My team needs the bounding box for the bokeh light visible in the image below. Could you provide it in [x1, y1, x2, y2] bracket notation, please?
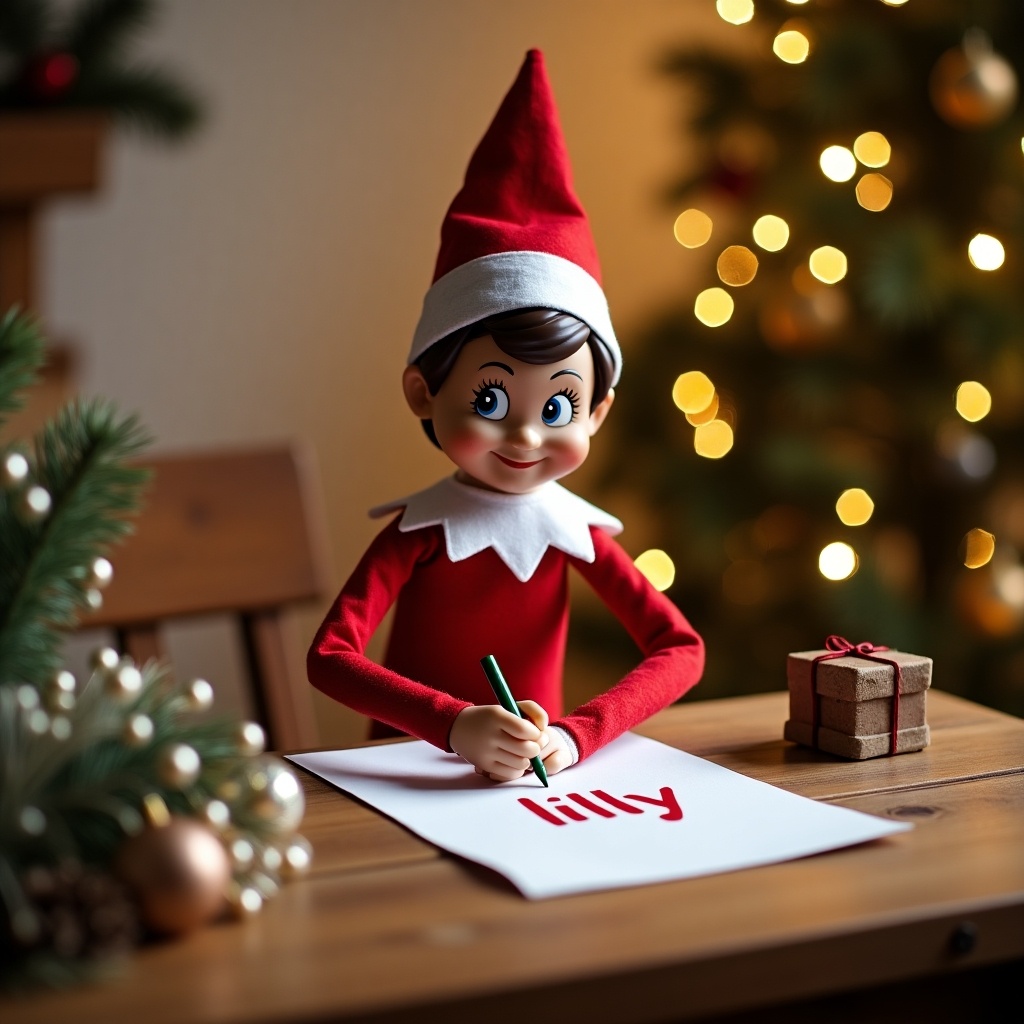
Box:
[686, 392, 720, 426]
[773, 26, 810, 64]
[852, 131, 891, 167]
[955, 381, 992, 422]
[836, 488, 874, 526]
[855, 173, 893, 211]
[672, 370, 716, 414]
[819, 145, 857, 182]
[694, 420, 734, 458]
[694, 287, 735, 327]
[808, 245, 848, 284]
[716, 0, 754, 27]
[717, 245, 759, 286]
[673, 208, 713, 248]
[963, 528, 996, 569]
[634, 549, 676, 591]
[752, 214, 790, 251]
[819, 541, 858, 581]
[967, 233, 1005, 271]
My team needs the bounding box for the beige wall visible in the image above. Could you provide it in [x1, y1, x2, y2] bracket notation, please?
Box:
[42, 1, 740, 746]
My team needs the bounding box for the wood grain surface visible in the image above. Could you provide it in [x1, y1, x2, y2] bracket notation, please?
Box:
[5, 689, 1022, 1024]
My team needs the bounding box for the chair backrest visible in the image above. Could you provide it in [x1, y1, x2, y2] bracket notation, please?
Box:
[83, 443, 331, 751]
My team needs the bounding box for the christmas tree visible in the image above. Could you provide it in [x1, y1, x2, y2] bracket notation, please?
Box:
[0, 310, 311, 990]
[584, 0, 1024, 716]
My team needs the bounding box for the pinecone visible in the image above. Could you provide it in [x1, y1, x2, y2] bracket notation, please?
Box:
[13, 861, 140, 960]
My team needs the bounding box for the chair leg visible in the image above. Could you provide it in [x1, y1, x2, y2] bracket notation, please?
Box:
[116, 624, 163, 667]
[240, 611, 319, 752]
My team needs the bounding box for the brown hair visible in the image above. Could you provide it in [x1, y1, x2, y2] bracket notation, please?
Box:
[414, 308, 614, 448]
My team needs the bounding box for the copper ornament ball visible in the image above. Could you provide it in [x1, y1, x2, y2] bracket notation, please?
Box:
[115, 816, 231, 936]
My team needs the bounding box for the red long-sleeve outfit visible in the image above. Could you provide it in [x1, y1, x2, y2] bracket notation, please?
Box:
[308, 508, 704, 762]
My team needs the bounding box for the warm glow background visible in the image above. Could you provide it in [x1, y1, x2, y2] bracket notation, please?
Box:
[42, 1, 745, 746]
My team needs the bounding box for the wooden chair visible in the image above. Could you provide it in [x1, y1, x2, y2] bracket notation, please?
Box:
[83, 443, 331, 751]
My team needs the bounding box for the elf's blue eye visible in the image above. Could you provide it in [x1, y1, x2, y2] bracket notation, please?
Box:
[542, 392, 576, 427]
[473, 384, 509, 420]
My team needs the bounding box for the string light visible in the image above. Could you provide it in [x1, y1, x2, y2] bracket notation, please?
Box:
[717, 245, 759, 286]
[963, 528, 996, 569]
[673, 208, 713, 248]
[968, 233, 1005, 270]
[855, 173, 893, 211]
[819, 145, 857, 182]
[694, 287, 735, 327]
[808, 245, 848, 284]
[752, 214, 790, 251]
[773, 24, 811, 64]
[694, 420, 734, 458]
[955, 381, 992, 421]
[716, 0, 754, 25]
[852, 131, 891, 167]
[634, 549, 676, 591]
[672, 371, 715, 414]
[836, 488, 874, 526]
[819, 541, 858, 580]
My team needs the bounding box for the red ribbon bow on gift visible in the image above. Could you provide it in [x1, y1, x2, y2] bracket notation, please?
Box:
[811, 635, 904, 756]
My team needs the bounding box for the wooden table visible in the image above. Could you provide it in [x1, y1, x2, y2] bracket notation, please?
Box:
[6, 690, 1024, 1023]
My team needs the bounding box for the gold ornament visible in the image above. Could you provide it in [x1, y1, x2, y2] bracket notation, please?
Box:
[19, 484, 51, 521]
[2, 450, 30, 487]
[89, 556, 114, 588]
[229, 836, 255, 870]
[201, 799, 231, 832]
[930, 30, 1018, 130]
[227, 881, 262, 918]
[281, 834, 313, 877]
[90, 646, 121, 673]
[105, 663, 143, 701]
[232, 755, 305, 834]
[123, 713, 154, 746]
[185, 678, 215, 711]
[235, 721, 266, 756]
[114, 797, 231, 936]
[44, 670, 77, 713]
[157, 743, 202, 789]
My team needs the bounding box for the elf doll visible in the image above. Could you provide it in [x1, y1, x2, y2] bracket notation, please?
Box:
[308, 50, 704, 781]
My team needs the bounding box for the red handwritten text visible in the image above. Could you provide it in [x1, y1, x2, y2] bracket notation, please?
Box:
[518, 787, 682, 826]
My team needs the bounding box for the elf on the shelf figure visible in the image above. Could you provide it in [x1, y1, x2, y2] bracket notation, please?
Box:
[308, 50, 704, 781]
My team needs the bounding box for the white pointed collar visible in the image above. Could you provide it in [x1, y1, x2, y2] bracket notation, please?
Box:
[369, 475, 622, 582]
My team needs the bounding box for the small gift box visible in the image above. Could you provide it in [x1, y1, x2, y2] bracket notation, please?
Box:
[783, 636, 932, 760]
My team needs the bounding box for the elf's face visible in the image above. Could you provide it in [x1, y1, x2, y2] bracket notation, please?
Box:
[403, 334, 614, 494]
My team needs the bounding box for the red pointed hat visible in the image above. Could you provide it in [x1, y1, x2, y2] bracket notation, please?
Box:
[409, 49, 621, 384]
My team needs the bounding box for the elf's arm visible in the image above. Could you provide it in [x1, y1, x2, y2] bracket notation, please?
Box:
[551, 527, 705, 762]
[307, 516, 545, 773]
[307, 517, 472, 750]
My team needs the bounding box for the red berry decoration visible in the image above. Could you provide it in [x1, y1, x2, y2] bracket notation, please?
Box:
[25, 52, 80, 101]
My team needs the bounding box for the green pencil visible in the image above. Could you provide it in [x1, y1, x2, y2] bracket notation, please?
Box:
[479, 655, 549, 787]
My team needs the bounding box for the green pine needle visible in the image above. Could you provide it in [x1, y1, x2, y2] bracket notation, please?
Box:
[66, 0, 154, 69]
[0, 400, 153, 688]
[74, 66, 203, 139]
[0, 308, 46, 427]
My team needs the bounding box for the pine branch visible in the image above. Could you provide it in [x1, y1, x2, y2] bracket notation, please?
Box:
[0, 401, 152, 688]
[74, 66, 203, 139]
[65, 0, 154, 70]
[0, 309, 45, 428]
[0, 0, 51, 56]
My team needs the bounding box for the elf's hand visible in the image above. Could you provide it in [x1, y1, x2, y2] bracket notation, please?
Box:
[449, 702, 547, 782]
[536, 727, 574, 777]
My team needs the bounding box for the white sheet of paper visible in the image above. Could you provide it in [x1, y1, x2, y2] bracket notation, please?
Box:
[287, 733, 910, 899]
